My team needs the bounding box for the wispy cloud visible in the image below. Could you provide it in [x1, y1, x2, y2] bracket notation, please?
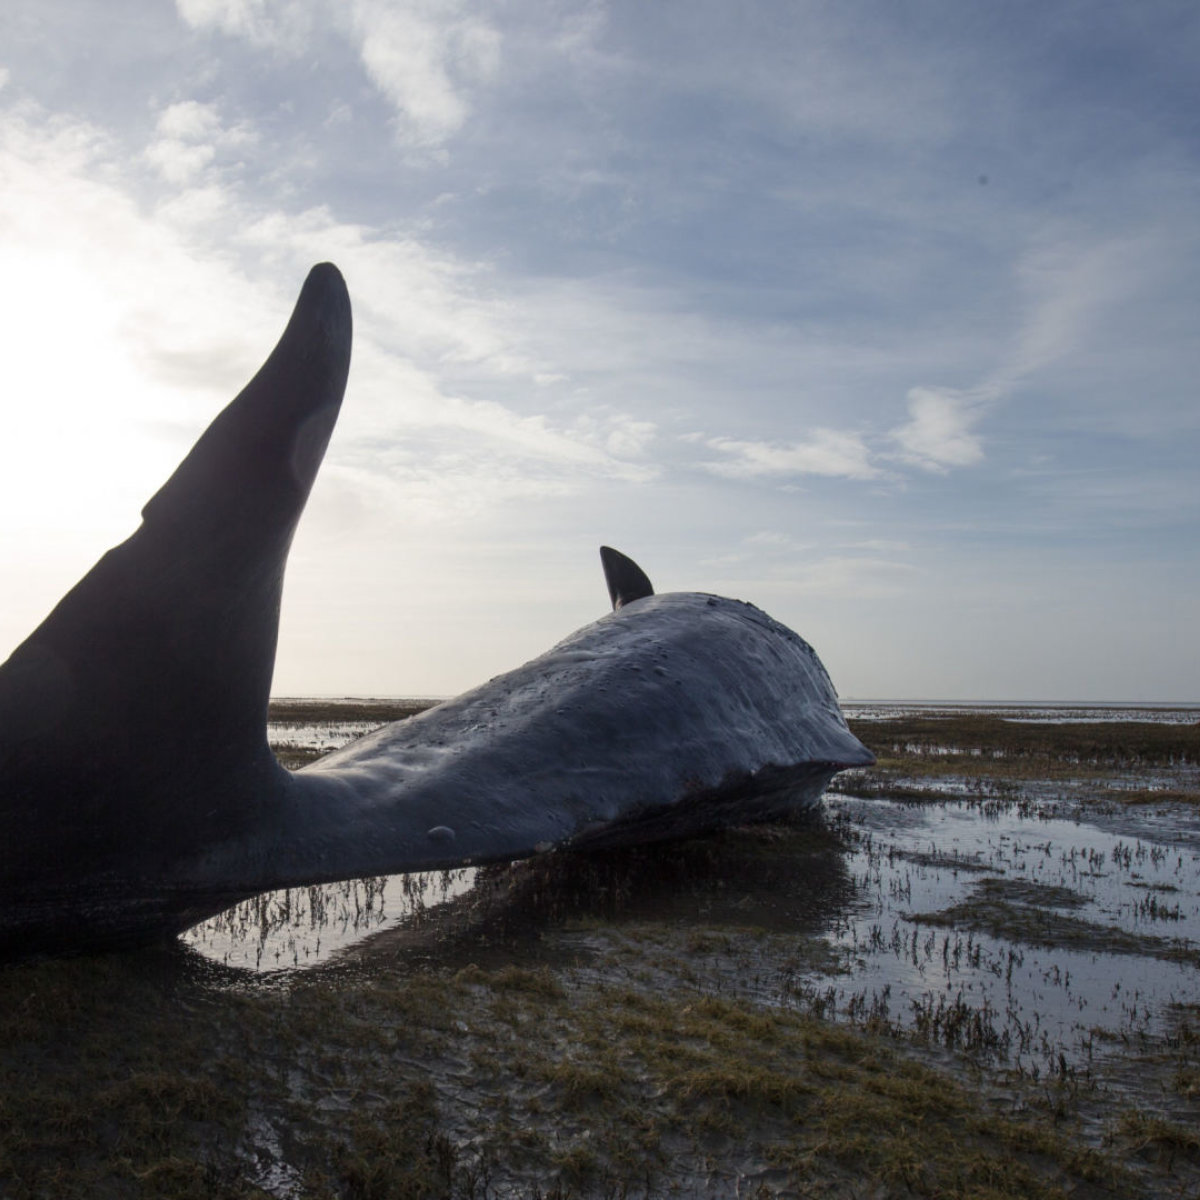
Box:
[701, 531, 916, 602]
[887, 233, 1155, 473]
[1007, 233, 1163, 384]
[698, 429, 879, 482]
[174, 0, 314, 51]
[776, 554, 917, 599]
[175, 0, 501, 149]
[709, 553, 918, 601]
[145, 100, 256, 185]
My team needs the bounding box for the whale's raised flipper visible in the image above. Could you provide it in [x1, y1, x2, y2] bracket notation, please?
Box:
[599, 545, 654, 610]
[0, 264, 351, 928]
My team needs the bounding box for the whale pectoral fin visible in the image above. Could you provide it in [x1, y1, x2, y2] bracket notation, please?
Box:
[0, 265, 352, 883]
[599, 546, 654, 611]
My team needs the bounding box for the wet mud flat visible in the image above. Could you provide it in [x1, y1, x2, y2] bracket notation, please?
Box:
[1, 705, 1198, 1197]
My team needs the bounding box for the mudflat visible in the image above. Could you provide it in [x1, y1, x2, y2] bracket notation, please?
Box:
[1, 703, 1197, 1197]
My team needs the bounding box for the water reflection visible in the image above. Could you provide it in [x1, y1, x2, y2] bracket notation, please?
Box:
[814, 791, 1200, 1073]
[181, 868, 475, 972]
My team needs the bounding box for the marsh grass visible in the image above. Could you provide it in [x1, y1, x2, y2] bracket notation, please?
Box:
[848, 715, 1200, 767]
[267, 700, 433, 725]
[1112, 1110, 1200, 1169]
[842, 715, 1200, 804]
[267, 700, 432, 770]
[0, 856, 1177, 1199]
[0, 954, 263, 1198]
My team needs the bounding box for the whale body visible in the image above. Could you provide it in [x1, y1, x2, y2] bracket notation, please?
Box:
[0, 264, 873, 956]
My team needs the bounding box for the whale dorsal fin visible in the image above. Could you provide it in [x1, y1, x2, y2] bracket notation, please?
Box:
[599, 546, 654, 611]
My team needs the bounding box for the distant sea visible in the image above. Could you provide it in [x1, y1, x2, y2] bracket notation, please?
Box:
[274, 696, 1200, 726]
[840, 700, 1200, 724]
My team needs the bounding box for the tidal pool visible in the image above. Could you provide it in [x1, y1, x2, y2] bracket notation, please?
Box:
[816, 790, 1200, 1073]
[265, 719, 382, 766]
[181, 868, 476, 972]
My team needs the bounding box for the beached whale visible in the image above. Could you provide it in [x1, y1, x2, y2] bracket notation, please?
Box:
[0, 264, 873, 955]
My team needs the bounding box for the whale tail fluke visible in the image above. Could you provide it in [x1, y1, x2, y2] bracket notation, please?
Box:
[600, 545, 654, 611]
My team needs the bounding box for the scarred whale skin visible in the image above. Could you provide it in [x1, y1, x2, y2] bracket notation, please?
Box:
[0, 263, 873, 956]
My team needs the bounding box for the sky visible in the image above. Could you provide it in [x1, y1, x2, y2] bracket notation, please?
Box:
[0, 0, 1196, 701]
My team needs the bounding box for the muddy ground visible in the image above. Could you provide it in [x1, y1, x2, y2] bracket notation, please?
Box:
[1, 705, 1198, 1198]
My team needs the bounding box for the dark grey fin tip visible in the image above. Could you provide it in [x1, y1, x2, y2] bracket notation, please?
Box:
[141, 262, 352, 529]
[599, 546, 654, 611]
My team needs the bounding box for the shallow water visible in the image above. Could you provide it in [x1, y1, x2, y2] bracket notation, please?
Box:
[184, 704, 1200, 1076]
[815, 790, 1200, 1072]
[266, 719, 381, 755]
[844, 700, 1200, 725]
[181, 868, 476, 972]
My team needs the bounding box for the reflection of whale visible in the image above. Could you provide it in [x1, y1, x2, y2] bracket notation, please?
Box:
[0, 264, 873, 956]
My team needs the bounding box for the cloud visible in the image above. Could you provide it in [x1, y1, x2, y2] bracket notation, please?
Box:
[679, 230, 1142, 486]
[746, 531, 796, 548]
[699, 429, 880, 482]
[890, 387, 985, 473]
[885, 234, 1150, 475]
[0, 101, 660, 539]
[349, 0, 501, 147]
[145, 138, 215, 185]
[778, 554, 917, 599]
[174, 0, 314, 51]
[706, 552, 917, 601]
[174, 0, 500, 148]
[157, 100, 221, 141]
[1009, 234, 1156, 382]
[340, 336, 658, 487]
[574, 411, 657, 459]
[702, 533, 915, 602]
[144, 100, 256, 185]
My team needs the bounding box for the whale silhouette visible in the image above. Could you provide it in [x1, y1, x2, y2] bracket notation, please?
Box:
[0, 264, 873, 956]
